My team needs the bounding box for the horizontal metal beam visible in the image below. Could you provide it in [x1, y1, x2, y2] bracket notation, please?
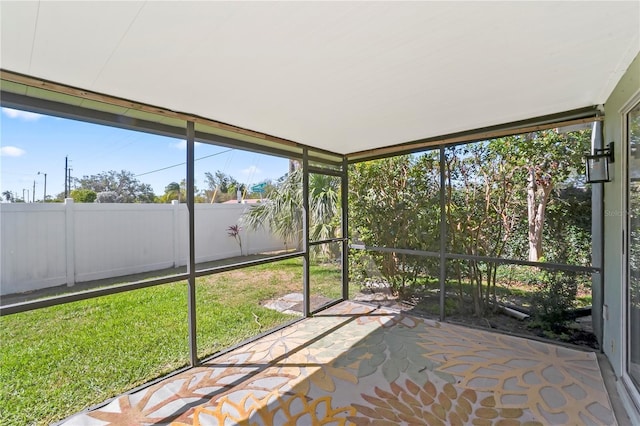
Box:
[1, 252, 307, 316]
[1, 90, 187, 140]
[349, 244, 600, 274]
[308, 166, 344, 176]
[1, 91, 339, 164]
[310, 298, 345, 315]
[1, 69, 302, 151]
[2, 70, 347, 165]
[194, 130, 303, 161]
[309, 238, 347, 246]
[0, 273, 189, 316]
[350, 244, 440, 258]
[194, 251, 304, 277]
[195, 131, 341, 166]
[347, 107, 603, 163]
[445, 252, 600, 274]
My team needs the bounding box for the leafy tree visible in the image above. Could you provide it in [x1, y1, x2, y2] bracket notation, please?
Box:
[204, 170, 245, 203]
[539, 186, 591, 265]
[444, 143, 520, 315]
[70, 188, 97, 203]
[160, 182, 183, 203]
[442, 131, 588, 314]
[348, 129, 590, 316]
[1, 191, 12, 202]
[489, 129, 590, 261]
[350, 154, 440, 293]
[156, 179, 207, 203]
[74, 170, 155, 203]
[95, 191, 121, 203]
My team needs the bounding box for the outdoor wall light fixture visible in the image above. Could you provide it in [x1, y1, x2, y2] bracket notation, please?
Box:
[585, 142, 615, 183]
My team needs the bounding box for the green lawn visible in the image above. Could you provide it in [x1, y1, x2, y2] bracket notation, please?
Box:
[0, 258, 343, 425]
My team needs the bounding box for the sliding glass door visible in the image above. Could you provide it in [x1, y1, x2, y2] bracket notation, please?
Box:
[627, 99, 640, 393]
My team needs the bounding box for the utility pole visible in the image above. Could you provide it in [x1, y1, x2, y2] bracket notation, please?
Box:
[38, 171, 47, 202]
[65, 156, 68, 198]
[32, 180, 36, 202]
[64, 157, 74, 197]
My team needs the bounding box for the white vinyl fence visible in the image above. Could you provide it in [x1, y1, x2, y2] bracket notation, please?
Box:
[0, 200, 287, 296]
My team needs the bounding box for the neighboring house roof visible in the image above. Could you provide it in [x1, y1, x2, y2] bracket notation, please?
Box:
[221, 199, 263, 205]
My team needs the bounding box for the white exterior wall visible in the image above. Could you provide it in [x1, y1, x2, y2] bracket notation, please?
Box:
[603, 51, 640, 421]
[0, 200, 286, 296]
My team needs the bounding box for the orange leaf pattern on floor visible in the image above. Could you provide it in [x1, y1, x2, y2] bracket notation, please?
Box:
[178, 392, 355, 425]
[349, 379, 543, 426]
[57, 301, 616, 425]
[415, 323, 616, 425]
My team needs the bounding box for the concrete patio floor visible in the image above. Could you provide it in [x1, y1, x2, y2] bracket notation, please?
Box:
[59, 300, 618, 425]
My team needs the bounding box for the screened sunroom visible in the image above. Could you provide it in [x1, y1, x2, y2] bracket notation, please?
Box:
[1, 2, 639, 425]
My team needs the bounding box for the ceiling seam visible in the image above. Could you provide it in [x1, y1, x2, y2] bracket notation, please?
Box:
[89, 1, 147, 90]
[26, 1, 40, 73]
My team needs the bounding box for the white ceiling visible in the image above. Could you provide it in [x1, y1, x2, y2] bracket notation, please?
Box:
[1, 1, 639, 155]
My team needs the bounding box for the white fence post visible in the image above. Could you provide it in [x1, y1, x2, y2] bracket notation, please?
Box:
[65, 198, 75, 287]
[172, 200, 180, 267]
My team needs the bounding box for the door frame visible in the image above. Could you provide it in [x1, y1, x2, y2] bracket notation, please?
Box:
[622, 89, 640, 411]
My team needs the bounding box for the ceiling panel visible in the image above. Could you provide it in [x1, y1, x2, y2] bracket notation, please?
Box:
[0, 1, 38, 72]
[28, 1, 144, 89]
[1, 1, 638, 155]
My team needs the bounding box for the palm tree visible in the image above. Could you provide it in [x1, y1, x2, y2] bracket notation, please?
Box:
[243, 169, 340, 250]
[1, 190, 12, 202]
[164, 182, 182, 203]
[309, 173, 340, 241]
[244, 169, 303, 249]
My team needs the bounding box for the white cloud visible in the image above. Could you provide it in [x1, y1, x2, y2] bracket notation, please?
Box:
[241, 165, 262, 176]
[0, 146, 26, 157]
[2, 108, 44, 121]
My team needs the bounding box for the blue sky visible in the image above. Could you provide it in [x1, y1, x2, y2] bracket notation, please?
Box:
[0, 107, 290, 201]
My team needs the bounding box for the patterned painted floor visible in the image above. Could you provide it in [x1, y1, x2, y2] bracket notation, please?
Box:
[60, 301, 615, 425]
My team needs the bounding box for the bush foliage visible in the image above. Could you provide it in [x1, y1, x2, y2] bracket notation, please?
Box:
[349, 129, 592, 319]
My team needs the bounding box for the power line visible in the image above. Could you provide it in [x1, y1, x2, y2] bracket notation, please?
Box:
[134, 148, 233, 178]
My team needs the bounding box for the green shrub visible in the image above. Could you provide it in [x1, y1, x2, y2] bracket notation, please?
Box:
[528, 270, 578, 329]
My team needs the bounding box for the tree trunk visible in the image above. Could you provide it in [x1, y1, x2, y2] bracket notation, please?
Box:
[527, 168, 553, 261]
[456, 262, 464, 311]
[474, 262, 483, 316]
